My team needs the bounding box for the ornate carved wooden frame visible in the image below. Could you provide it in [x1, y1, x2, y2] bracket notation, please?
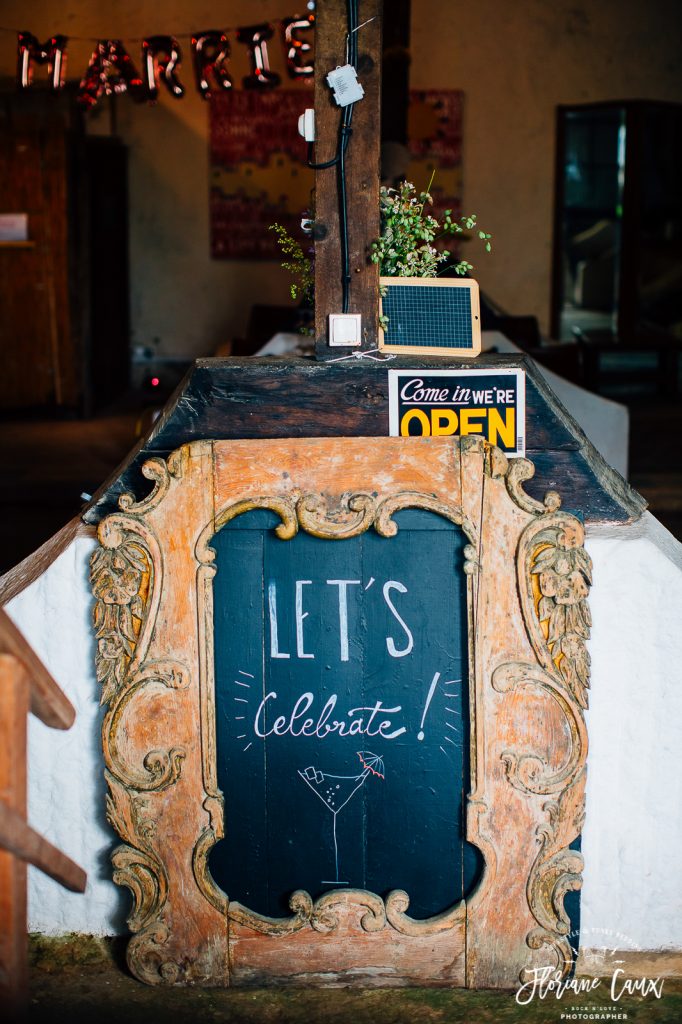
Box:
[90, 437, 591, 989]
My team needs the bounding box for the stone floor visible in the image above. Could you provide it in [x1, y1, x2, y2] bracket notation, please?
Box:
[24, 947, 682, 1024]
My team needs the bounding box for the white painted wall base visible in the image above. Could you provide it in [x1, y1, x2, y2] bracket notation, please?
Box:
[580, 513, 682, 951]
[6, 515, 682, 950]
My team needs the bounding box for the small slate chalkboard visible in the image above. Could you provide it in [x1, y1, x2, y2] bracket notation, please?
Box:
[210, 507, 482, 919]
[379, 277, 481, 357]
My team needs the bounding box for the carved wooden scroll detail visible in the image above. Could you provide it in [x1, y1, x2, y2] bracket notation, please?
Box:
[90, 460, 199, 985]
[89, 436, 592, 988]
[493, 499, 592, 979]
[105, 771, 178, 984]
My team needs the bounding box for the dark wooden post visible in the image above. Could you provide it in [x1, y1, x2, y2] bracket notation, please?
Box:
[314, 0, 383, 358]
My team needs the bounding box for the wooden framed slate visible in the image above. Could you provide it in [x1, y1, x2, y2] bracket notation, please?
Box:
[91, 436, 590, 989]
[378, 278, 482, 357]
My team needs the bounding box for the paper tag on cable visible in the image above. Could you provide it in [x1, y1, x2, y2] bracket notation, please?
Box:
[326, 65, 364, 106]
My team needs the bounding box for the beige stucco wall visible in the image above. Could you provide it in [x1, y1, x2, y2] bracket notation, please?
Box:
[1, 0, 681, 353]
[423, 0, 682, 331]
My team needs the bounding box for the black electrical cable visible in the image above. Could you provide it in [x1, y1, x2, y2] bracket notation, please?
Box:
[339, 0, 358, 313]
[307, 140, 342, 170]
[307, 0, 358, 315]
[338, 115, 353, 312]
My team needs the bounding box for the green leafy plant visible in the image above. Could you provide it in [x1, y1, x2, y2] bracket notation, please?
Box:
[269, 223, 314, 306]
[271, 182, 491, 336]
[370, 178, 492, 279]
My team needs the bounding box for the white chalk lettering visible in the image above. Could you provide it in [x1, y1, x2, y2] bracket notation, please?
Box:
[295, 580, 314, 659]
[268, 583, 289, 659]
[255, 690, 277, 736]
[383, 580, 414, 657]
[253, 691, 407, 740]
[326, 579, 361, 662]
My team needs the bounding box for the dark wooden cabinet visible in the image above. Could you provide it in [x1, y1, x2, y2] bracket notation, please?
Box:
[0, 88, 129, 413]
[552, 100, 682, 345]
[550, 101, 682, 393]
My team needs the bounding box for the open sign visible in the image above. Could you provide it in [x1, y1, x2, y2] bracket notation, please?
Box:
[388, 368, 526, 456]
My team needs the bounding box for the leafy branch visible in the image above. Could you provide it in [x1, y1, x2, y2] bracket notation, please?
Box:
[269, 223, 314, 306]
[370, 180, 492, 279]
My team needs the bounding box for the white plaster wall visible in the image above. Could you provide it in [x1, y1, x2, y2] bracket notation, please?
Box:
[580, 513, 682, 949]
[7, 536, 123, 935]
[5, 512, 682, 947]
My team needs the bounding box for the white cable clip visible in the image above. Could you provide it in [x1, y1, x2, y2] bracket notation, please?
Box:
[326, 65, 364, 107]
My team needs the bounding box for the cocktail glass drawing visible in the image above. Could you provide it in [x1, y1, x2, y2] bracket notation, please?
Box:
[298, 750, 384, 885]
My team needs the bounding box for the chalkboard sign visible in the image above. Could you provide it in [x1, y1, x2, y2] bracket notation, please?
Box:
[210, 507, 482, 919]
[378, 277, 481, 357]
[93, 437, 592, 986]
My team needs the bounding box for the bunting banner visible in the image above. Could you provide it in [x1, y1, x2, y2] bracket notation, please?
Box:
[10, 14, 315, 109]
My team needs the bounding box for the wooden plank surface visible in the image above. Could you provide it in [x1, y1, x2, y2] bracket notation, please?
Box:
[229, 910, 466, 987]
[82, 356, 646, 526]
[314, 0, 382, 356]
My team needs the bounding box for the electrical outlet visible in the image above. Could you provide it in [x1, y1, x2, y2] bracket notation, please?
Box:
[329, 313, 362, 347]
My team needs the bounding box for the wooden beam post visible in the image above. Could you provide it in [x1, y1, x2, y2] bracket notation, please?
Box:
[314, 0, 383, 358]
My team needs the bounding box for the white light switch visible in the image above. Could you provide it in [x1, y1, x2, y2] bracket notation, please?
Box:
[329, 313, 362, 347]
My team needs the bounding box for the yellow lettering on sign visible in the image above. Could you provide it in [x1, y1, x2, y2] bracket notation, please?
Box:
[400, 409, 431, 436]
[400, 405, 517, 447]
[430, 409, 459, 435]
[488, 407, 515, 449]
[459, 408, 485, 436]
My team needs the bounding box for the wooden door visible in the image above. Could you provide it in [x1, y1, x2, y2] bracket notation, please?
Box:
[0, 95, 79, 409]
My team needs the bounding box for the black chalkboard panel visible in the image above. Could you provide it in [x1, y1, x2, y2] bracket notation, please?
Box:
[379, 278, 481, 356]
[210, 508, 482, 919]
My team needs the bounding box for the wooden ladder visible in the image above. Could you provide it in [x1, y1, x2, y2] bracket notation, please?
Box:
[0, 608, 86, 1017]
